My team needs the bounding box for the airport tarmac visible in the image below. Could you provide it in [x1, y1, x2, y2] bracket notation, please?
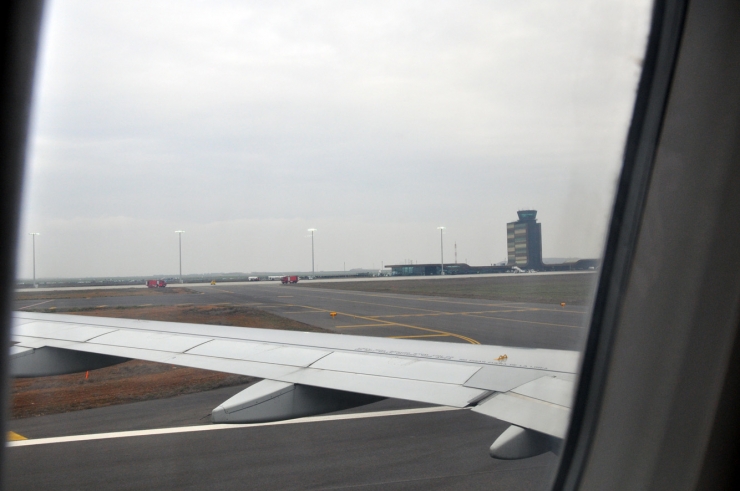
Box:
[15, 282, 589, 350]
[7, 282, 580, 489]
[5, 386, 559, 490]
[15, 270, 592, 293]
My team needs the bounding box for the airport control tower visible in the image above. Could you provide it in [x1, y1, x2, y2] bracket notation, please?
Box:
[506, 210, 543, 269]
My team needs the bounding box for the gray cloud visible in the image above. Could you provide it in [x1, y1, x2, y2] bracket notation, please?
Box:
[18, 0, 652, 278]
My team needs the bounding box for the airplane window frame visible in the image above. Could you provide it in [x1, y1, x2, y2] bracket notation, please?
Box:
[0, 1, 46, 482]
[551, 0, 688, 488]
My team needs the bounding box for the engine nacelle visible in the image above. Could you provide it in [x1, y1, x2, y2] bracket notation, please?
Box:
[10, 346, 128, 377]
[212, 379, 383, 423]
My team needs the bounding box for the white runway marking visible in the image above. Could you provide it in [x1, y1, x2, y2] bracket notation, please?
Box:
[19, 300, 54, 310]
[7, 406, 462, 448]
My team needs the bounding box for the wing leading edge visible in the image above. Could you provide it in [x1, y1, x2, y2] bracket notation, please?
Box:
[10, 311, 578, 458]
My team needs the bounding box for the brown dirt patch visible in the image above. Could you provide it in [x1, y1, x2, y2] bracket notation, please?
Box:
[12, 360, 252, 419]
[12, 304, 330, 419]
[15, 287, 200, 301]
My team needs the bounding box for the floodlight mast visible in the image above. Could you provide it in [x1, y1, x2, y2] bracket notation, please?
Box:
[175, 230, 185, 283]
[437, 226, 445, 275]
[29, 232, 40, 287]
[307, 229, 317, 274]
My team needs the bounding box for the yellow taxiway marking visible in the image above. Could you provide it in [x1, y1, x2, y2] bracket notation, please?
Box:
[299, 287, 590, 313]
[368, 308, 536, 319]
[389, 334, 450, 339]
[462, 313, 583, 329]
[335, 323, 393, 328]
[300, 289, 580, 319]
[302, 296, 455, 315]
[7, 431, 27, 441]
[280, 310, 327, 314]
[301, 289, 590, 326]
[296, 292, 580, 329]
[19, 299, 54, 310]
[367, 308, 583, 328]
[294, 304, 480, 345]
[204, 287, 235, 294]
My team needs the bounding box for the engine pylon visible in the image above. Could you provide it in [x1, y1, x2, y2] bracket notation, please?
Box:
[489, 425, 560, 459]
[212, 379, 383, 423]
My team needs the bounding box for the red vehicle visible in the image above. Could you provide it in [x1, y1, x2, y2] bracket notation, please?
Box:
[146, 279, 167, 288]
[280, 276, 299, 284]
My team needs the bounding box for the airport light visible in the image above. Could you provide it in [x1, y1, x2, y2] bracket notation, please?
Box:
[437, 226, 445, 275]
[175, 230, 185, 283]
[307, 228, 317, 274]
[29, 232, 40, 287]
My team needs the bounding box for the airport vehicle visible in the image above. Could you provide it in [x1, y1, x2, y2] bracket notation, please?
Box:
[3, 1, 740, 490]
[267, 276, 282, 281]
[248, 276, 259, 281]
[145, 279, 166, 288]
[280, 275, 298, 284]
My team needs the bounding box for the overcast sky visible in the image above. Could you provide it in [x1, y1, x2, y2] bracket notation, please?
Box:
[16, 0, 652, 279]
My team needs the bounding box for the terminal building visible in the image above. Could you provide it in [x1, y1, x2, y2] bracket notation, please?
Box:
[386, 209, 598, 276]
[506, 210, 543, 270]
[385, 263, 476, 276]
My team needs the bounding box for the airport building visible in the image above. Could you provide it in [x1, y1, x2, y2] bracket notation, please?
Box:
[386, 263, 475, 276]
[506, 210, 543, 269]
[386, 209, 593, 276]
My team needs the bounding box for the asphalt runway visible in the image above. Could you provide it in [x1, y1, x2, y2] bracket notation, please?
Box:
[5, 387, 559, 490]
[8, 281, 584, 489]
[15, 281, 590, 350]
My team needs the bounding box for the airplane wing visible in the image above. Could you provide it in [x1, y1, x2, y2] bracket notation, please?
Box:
[10, 311, 578, 459]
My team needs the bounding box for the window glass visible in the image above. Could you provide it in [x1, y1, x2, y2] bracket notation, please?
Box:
[10, 1, 653, 489]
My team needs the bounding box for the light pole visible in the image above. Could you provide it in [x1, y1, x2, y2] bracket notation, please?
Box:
[307, 228, 317, 274]
[437, 226, 445, 275]
[175, 230, 185, 283]
[29, 232, 40, 287]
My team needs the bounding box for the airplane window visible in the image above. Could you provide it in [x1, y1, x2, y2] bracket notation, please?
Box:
[8, 1, 654, 489]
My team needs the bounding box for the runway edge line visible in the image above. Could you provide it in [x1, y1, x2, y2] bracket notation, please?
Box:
[7, 406, 464, 448]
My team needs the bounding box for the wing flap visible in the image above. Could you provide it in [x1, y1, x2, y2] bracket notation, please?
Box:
[472, 391, 570, 438]
[90, 329, 211, 353]
[309, 351, 481, 384]
[15, 321, 117, 342]
[282, 367, 488, 407]
[463, 365, 549, 392]
[510, 375, 575, 407]
[187, 339, 330, 367]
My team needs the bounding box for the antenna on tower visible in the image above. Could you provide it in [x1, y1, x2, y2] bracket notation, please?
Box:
[455, 242, 458, 264]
